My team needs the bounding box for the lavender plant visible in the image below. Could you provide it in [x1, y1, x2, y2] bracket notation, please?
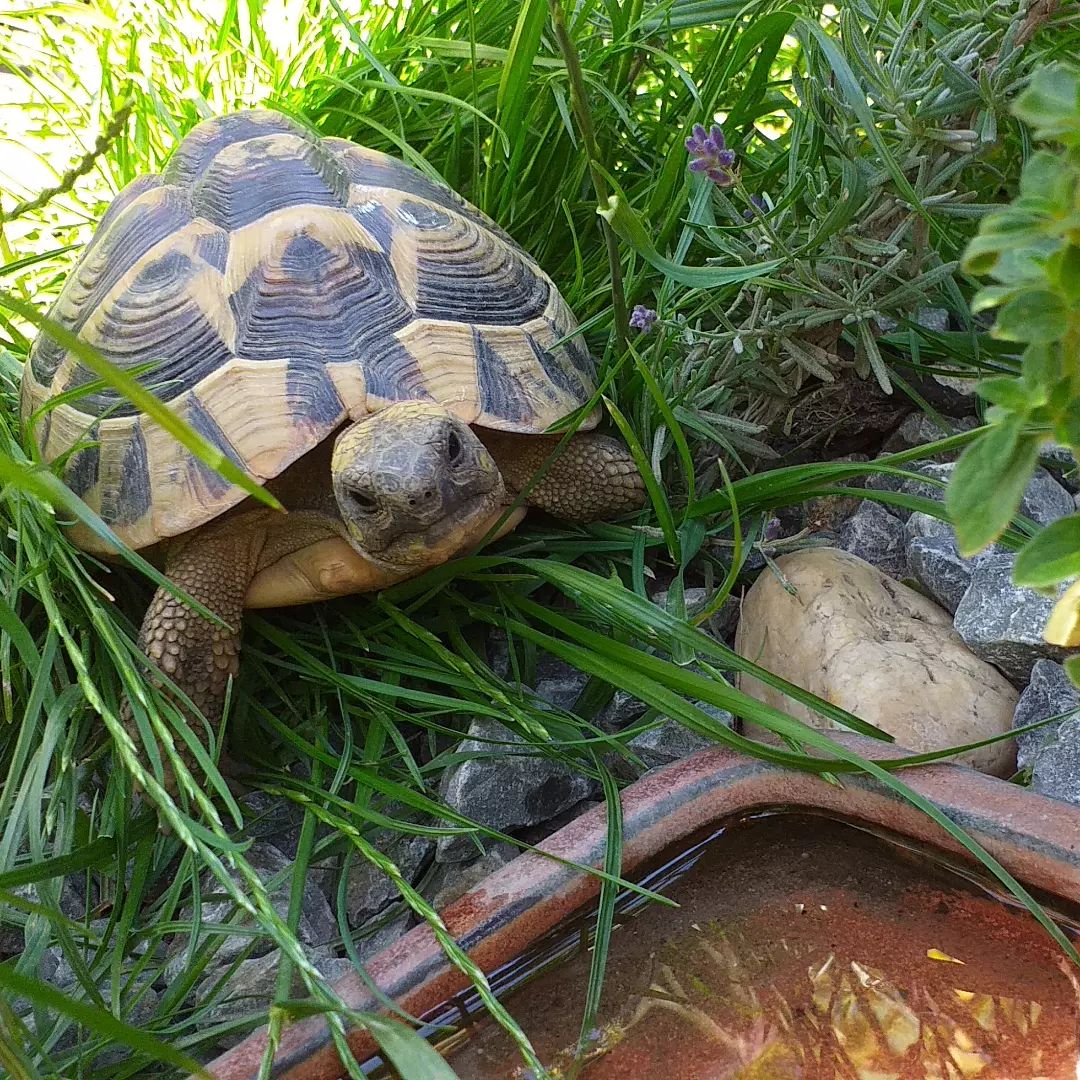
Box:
[599, 0, 1064, 485]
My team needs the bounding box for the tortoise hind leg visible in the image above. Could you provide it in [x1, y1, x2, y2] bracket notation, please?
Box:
[481, 431, 646, 522]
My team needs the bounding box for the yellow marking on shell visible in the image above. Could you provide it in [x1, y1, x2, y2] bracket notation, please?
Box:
[236, 131, 312, 163]
[44, 186, 177, 365]
[335, 142, 391, 168]
[93, 415, 151, 525]
[19, 376, 49, 444]
[346, 186, 454, 312]
[529, 301, 601, 431]
[62, 412, 167, 555]
[195, 359, 333, 479]
[223, 204, 380, 295]
[185, 248, 238, 352]
[325, 361, 369, 419]
[395, 318, 479, 422]
[136, 394, 250, 544]
[543, 284, 580, 334]
[387, 203, 419, 310]
[39, 400, 98, 466]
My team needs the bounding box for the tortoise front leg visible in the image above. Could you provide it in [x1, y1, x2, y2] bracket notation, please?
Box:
[123, 509, 389, 795]
[481, 431, 646, 521]
[122, 511, 270, 794]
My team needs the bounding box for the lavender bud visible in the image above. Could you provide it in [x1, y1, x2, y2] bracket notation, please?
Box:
[629, 304, 658, 332]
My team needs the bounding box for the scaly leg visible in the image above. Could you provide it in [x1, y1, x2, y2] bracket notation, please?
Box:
[481, 430, 646, 521]
[123, 508, 370, 795]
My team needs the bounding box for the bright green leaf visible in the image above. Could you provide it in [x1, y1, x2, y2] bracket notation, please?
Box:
[1014, 514, 1080, 587]
[946, 419, 1041, 555]
[1022, 342, 1063, 389]
[1053, 243, 1080, 299]
[1013, 64, 1080, 146]
[994, 290, 1068, 344]
[976, 375, 1042, 413]
[1064, 655, 1080, 689]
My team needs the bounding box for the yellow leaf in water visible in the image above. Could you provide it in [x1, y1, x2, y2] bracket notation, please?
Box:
[927, 949, 965, 965]
[1044, 577, 1080, 646]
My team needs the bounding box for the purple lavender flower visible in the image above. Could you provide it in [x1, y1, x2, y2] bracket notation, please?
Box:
[742, 193, 768, 220]
[629, 304, 658, 333]
[685, 122, 736, 187]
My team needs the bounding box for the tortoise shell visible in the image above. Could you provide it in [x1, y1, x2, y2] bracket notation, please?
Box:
[20, 109, 598, 554]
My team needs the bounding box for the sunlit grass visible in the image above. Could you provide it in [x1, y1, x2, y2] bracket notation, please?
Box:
[1, 0, 1078, 1076]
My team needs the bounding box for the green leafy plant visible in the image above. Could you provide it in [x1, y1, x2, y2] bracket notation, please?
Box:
[945, 63, 1080, 669]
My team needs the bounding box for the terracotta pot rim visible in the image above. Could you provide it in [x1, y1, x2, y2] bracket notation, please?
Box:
[201, 733, 1080, 1080]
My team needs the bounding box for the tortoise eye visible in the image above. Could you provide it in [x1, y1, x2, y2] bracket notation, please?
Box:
[447, 429, 463, 464]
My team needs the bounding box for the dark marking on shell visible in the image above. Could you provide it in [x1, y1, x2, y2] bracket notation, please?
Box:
[398, 200, 451, 230]
[349, 202, 394, 254]
[36, 409, 52, 453]
[93, 174, 164, 240]
[414, 229, 549, 326]
[193, 135, 350, 232]
[185, 394, 246, 497]
[194, 228, 230, 273]
[61, 247, 234, 416]
[553, 322, 596, 381]
[28, 187, 196, 387]
[360, 336, 431, 403]
[328, 141, 518, 247]
[64, 431, 100, 498]
[113, 425, 152, 525]
[332, 148, 461, 213]
[231, 235, 413, 368]
[286, 359, 345, 431]
[528, 335, 586, 401]
[162, 110, 308, 187]
[475, 328, 534, 424]
[28, 315, 69, 385]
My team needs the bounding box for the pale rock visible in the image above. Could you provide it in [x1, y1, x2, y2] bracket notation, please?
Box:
[734, 548, 1018, 775]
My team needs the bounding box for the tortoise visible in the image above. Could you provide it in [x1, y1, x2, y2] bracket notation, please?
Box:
[20, 109, 645, 769]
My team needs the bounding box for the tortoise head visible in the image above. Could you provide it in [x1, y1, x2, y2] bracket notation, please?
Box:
[331, 401, 509, 571]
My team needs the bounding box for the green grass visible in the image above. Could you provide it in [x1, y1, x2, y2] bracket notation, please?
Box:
[1, 0, 1079, 1076]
